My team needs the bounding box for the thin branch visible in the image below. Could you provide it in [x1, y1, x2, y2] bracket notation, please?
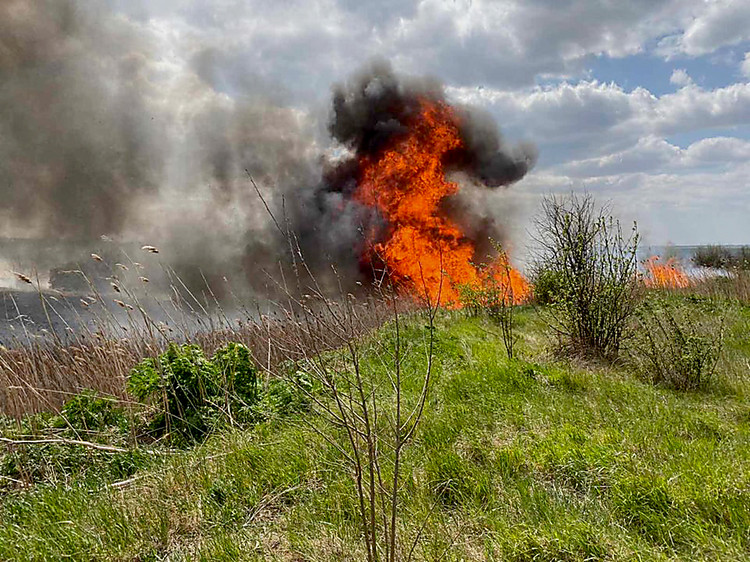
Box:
[0, 436, 167, 454]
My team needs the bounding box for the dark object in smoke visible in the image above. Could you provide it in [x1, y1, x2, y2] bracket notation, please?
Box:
[327, 60, 537, 191]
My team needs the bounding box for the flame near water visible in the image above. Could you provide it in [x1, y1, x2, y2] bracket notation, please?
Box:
[643, 256, 691, 289]
[354, 99, 529, 305]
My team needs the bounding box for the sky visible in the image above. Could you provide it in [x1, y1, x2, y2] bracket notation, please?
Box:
[3, 0, 750, 252]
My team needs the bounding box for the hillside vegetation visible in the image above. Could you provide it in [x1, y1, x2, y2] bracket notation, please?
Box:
[2, 194, 749, 560]
[1, 298, 749, 561]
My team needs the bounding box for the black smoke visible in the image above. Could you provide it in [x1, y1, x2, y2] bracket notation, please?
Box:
[0, 0, 165, 240]
[327, 60, 536, 190]
[309, 60, 537, 273]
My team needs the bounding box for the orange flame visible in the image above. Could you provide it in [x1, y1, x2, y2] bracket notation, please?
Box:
[643, 256, 690, 289]
[479, 253, 531, 305]
[355, 99, 529, 305]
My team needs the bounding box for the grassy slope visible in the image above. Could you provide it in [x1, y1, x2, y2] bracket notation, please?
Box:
[1, 302, 749, 561]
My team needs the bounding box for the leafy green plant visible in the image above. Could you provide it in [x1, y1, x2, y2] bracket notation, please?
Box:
[128, 342, 261, 441]
[260, 370, 312, 417]
[532, 193, 641, 360]
[531, 268, 564, 305]
[60, 390, 128, 433]
[630, 297, 724, 390]
[0, 391, 149, 489]
[212, 342, 261, 422]
[212, 343, 256, 397]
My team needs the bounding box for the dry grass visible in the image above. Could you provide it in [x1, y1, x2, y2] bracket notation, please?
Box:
[685, 270, 750, 302]
[4, 269, 746, 418]
[0, 266, 396, 418]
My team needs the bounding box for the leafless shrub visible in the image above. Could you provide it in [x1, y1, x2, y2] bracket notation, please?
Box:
[251, 177, 441, 560]
[263, 269, 438, 561]
[456, 243, 518, 359]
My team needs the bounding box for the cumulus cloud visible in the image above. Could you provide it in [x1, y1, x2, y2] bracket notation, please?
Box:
[683, 136, 750, 164]
[650, 82, 750, 134]
[558, 136, 750, 177]
[449, 80, 750, 161]
[361, 0, 706, 89]
[448, 81, 651, 156]
[103, 0, 710, 95]
[517, 157, 750, 245]
[450, 72, 750, 243]
[670, 68, 693, 87]
[742, 52, 750, 77]
[558, 137, 681, 177]
[660, 0, 750, 56]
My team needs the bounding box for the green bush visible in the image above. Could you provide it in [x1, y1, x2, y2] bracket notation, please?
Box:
[531, 268, 564, 305]
[128, 342, 261, 441]
[212, 342, 259, 406]
[60, 390, 128, 433]
[0, 393, 147, 488]
[532, 193, 640, 360]
[630, 298, 724, 391]
[260, 370, 313, 416]
[693, 245, 750, 270]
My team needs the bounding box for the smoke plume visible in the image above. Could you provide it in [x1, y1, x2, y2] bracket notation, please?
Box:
[327, 60, 536, 188]
[313, 60, 537, 283]
[0, 2, 535, 304]
[0, 0, 319, 297]
[0, 0, 166, 240]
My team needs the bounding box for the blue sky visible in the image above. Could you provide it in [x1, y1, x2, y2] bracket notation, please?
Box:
[2, 0, 750, 251]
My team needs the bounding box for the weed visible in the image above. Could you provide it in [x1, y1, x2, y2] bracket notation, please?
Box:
[128, 342, 267, 442]
[631, 297, 724, 390]
[60, 390, 128, 433]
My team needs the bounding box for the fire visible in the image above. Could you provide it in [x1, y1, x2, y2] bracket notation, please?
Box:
[354, 99, 529, 305]
[643, 256, 691, 289]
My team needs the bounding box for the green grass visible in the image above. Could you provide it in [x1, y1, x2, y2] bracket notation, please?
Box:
[1, 300, 749, 560]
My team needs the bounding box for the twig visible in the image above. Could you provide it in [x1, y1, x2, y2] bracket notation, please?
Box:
[109, 474, 146, 489]
[0, 474, 27, 486]
[0, 437, 167, 455]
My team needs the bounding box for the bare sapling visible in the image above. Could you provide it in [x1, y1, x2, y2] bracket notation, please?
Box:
[252, 177, 441, 561]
